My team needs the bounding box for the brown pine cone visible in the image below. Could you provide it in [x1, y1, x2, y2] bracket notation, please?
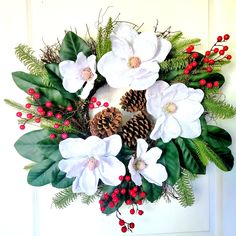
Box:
[90, 107, 122, 138]
[121, 112, 153, 149]
[120, 89, 146, 112]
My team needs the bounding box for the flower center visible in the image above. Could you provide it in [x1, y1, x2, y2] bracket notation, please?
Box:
[87, 157, 99, 171]
[134, 159, 147, 171]
[128, 57, 141, 68]
[165, 102, 177, 114]
[81, 67, 94, 81]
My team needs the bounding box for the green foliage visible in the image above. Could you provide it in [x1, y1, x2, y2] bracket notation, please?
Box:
[172, 38, 201, 54]
[175, 169, 195, 207]
[203, 97, 236, 119]
[160, 55, 188, 72]
[15, 44, 51, 86]
[81, 192, 100, 205]
[168, 32, 183, 45]
[52, 187, 79, 209]
[142, 178, 162, 203]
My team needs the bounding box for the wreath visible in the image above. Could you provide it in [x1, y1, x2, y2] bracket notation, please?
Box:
[6, 17, 235, 233]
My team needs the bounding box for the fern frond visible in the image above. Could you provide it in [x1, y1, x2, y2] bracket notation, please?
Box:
[193, 139, 228, 171]
[160, 55, 188, 72]
[175, 169, 195, 207]
[15, 44, 51, 86]
[52, 187, 79, 209]
[203, 97, 236, 119]
[80, 192, 100, 205]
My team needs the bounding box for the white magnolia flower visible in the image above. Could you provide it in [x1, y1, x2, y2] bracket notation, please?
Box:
[146, 81, 204, 143]
[59, 52, 97, 99]
[58, 135, 125, 195]
[97, 23, 171, 90]
[128, 139, 167, 186]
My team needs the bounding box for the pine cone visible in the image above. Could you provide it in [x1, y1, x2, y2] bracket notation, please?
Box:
[90, 107, 122, 138]
[121, 112, 152, 149]
[120, 89, 146, 112]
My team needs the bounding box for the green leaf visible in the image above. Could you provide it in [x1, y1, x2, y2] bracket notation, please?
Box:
[60, 31, 92, 61]
[51, 167, 73, 188]
[142, 178, 162, 203]
[156, 140, 181, 185]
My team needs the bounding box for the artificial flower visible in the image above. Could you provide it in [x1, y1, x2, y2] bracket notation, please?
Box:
[97, 23, 171, 90]
[128, 139, 167, 186]
[58, 135, 125, 195]
[146, 80, 204, 143]
[59, 52, 97, 99]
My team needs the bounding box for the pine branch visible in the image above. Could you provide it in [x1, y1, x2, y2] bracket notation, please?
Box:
[193, 139, 228, 171]
[15, 44, 51, 86]
[167, 32, 183, 44]
[175, 169, 195, 207]
[203, 97, 236, 119]
[172, 38, 201, 53]
[80, 192, 100, 205]
[160, 55, 188, 72]
[52, 187, 79, 209]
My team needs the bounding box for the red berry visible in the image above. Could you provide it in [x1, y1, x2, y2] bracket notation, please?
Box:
[226, 55, 232, 60]
[120, 188, 126, 195]
[101, 206, 106, 212]
[103, 192, 109, 200]
[119, 175, 124, 181]
[203, 57, 209, 63]
[111, 192, 117, 199]
[113, 197, 119, 203]
[114, 188, 119, 194]
[191, 61, 197, 67]
[129, 190, 137, 198]
[35, 117, 41, 123]
[54, 123, 60, 129]
[33, 93, 40, 99]
[137, 199, 143, 205]
[133, 186, 138, 192]
[187, 64, 193, 71]
[140, 191, 146, 198]
[45, 101, 52, 108]
[129, 222, 135, 229]
[61, 133, 68, 139]
[209, 59, 215, 65]
[63, 120, 70, 126]
[96, 101, 101, 106]
[121, 226, 127, 233]
[66, 105, 73, 111]
[205, 51, 211, 56]
[192, 52, 199, 59]
[186, 48, 192, 53]
[213, 81, 219, 87]
[183, 69, 189, 75]
[16, 112, 22, 117]
[224, 34, 230, 40]
[126, 199, 132, 205]
[213, 48, 219, 53]
[49, 133, 56, 139]
[119, 220, 125, 226]
[37, 106, 44, 113]
[219, 50, 225, 55]
[206, 83, 213, 89]
[47, 111, 53, 117]
[199, 79, 206, 86]
[217, 36, 223, 41]
[125, 175, 131, 182]
[103, 102, 109, 107]
[206, 66, 213, 73]
[55, 113, 62, 120]
[130, 208, 135, 215]
[27, 88, 35, 95]
[39, 111, 46, 116]
[25, 103, 31, 109]
[108, 201, 115, 208]
[138, 210, 144, 215]
[99, 200, 104, 205]
[26, 113, 33, 119]
[89, 103, 95, 109]
[189, 45, 194, 51]
[90, 97, 97, 103]
[19, 124, 25, 130]
[223, 46, 229, 51]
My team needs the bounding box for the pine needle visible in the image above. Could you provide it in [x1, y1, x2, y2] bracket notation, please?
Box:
[80, 192, 100, 205]
[160, 55, 188, 72]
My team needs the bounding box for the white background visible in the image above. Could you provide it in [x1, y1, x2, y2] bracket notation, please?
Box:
[0, 0, 236, 236]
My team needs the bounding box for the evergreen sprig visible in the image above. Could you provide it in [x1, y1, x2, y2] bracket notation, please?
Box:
[52, 187, 79, 209]
[172, 38, 201, 53]
[81, 192, 100, 205]
[15, 44, 51, 86]
[160, 55, 188, 72]
[203, 97, 236, 119]
[175, 169, 195, 207]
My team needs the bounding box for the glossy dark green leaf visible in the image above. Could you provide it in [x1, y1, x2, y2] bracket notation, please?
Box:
[142, 178, 162, 203]
[60, 31, 92, 61]
[51, 167, 73, 188]
[156, 140, 181, 185]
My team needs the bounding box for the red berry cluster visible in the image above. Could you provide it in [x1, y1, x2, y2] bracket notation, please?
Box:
[89, 96, 109, 110]
[199, 79, 219, 89]
[99, 175, 146, 233]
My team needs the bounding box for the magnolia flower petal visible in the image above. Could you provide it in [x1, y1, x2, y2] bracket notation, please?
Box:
[112, 23, 138, 44]
[59, 60, 80, 77]
[85, 136, 106, 157]
[98, 156, 126, 186]
[62, 76, 84, 93]
[71, 177, 82, 193]
[174, 100, 204, 122]
[128, 157, 142, 186]
[142, 147, 162, 165]
[178, 119, 202, 138]
[111, 36, 133, 59]
[149, 114, 166, 140]
[188, 88, 204, 102]
[141, 164, 168, 185]
[86, 54, 96, 73]
[160, 115, 181, 143]
[136, 139, 148, 158]
[76, 52, 88, 67]
[58, 158, 85, 178]
[133, 32, 158, 61]
[103, 134, 122, 156]
[59, 138, 88, 159]
[80, 79, 96, 100]
[77, 168, 99, 195]
[154, 38, 172, 62]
